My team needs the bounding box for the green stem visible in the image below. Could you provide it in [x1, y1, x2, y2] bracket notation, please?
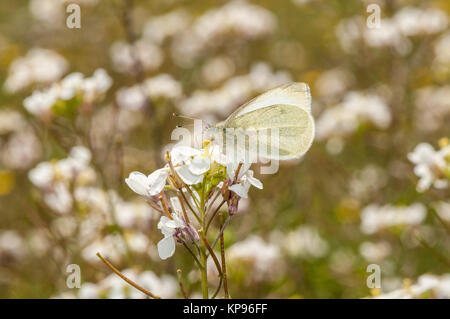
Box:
[200, 248, 209, 299]
[199, 181, 209, 299]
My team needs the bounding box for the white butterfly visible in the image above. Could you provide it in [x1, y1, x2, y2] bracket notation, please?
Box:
[210, 82, 315, 161]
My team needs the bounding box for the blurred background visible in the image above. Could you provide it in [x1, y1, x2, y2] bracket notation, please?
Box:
[0, 0, 449, 298]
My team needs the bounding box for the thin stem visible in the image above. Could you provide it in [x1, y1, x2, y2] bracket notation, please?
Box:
[205, 200, 226, 234]
[211, 277, 223, 299]
[179, 189, 201, 223]
[186, 185, 201, 208]
[199, 230, 223, 277]
[206, 190, 221, 216]
[182, 242, 203, 270]
[146, 200, 164, 214]
[96, 252, 160, 299]
[177, 269, 188, 299]
[159, 195, 173, 220]
[219, 213, 229, 299]
[177, 193, 190, 224]
[431, 209, 450, 237]
[199, 183, 209, 299]
[212, 215, 232, 249]
[415, 234, 450, 268]
[200, 248, 209, 299]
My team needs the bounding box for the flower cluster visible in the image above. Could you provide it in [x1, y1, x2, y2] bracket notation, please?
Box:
[116, 74, 183, 111]
[4, 48, 68, 93]
[374, 273, 450, 299]
[0, 110, 42, 170]
[54, 269, 178, 299]
[408, 140, 450, 192]
[125, 141, 263, 260]
[315, 91, 391, 141]
[23, 69, 112, 118]
[177, 62, 291, 120]
[360, 203, 427, 234]
[336, 7, 448, 55]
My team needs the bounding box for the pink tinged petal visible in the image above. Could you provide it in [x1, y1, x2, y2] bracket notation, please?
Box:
[189, 156, 210, 175]
[175, 165, 204, 185]
[170, 146, 201, 165]
[229, 183, 249, 198]
[125, 171, 149, 196]
[147, 168, 169, 196]
[157, 236, 176, 260]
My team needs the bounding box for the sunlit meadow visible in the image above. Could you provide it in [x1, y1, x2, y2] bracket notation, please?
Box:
[0, 0, 449, 299]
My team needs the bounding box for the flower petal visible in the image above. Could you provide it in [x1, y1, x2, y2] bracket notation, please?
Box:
[170, 196, 182, 214]
[246, 170, 263, 189]
[188, 156, 210, 175]
[170, 145, 201, 165]
[125, 171, 149, 196]
[175, 165, 204, 185]
[157, 236, 176, 260]
[229, 183, 249, 198]
[157, 216, 175, 237]
[147, 168, 169, 196]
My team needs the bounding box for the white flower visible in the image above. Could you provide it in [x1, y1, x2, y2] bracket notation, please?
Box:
[29, 162, 54, 188]
[110, 40, 163, 74]
[125, 144, 226, 198]
[226, 235, 282, 282]
[359, 241, 391, 262]
[125, 169, 170, 197]
[58, 72, 84, 100]
[4, 48, 68, 93]
[144, 74, 183, 100]
[142, 9, 192, 45]
[177, 62, 291, 118]
[23, 69, 112, 117]
[136, 271, 178, 298]
[360, 203, 426, 234]
[0, 230, 26, 260]
[116, 85, 147, 111]
[170, 145, 201, 165]
[394, 7, 448, 37]
[44, 182, 73, 214]
[271, 225, 329, 259]
[36, 146, 93, 184]
[408, 143, 449, 192]
[173, 144, 226, 185]
[81, 69, 113, 102]
[228, 162, 263, 198]
[23, 89, 58, 116]
[157, 214, 184, 260]
[375, 273, 450, 299]
[316, 91, 391, 140]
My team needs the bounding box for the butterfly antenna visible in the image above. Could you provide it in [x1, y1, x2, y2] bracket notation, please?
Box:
[173, 113, 213, 130]
[173, 113, 198, 121]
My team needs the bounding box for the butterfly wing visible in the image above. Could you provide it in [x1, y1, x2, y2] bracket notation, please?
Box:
[224, 104, 314, 159]
[217, 82, 314, 160]
[223, 82, 311, 125]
